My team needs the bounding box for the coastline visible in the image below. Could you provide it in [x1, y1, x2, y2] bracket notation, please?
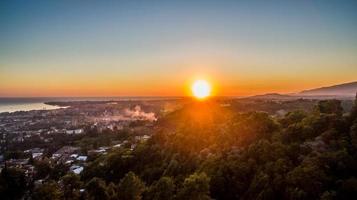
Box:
[0, 102, 65, 113]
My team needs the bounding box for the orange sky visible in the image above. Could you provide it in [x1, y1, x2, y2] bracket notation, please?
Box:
[1, 1, 357, 97]
[0, 66, 356, 97]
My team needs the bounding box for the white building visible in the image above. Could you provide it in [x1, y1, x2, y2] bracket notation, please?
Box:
[65, 129, 84, 135]
[77, 156, 87, 162]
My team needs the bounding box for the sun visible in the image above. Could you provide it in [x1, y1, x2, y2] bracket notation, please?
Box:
[191, 80, 211, 99]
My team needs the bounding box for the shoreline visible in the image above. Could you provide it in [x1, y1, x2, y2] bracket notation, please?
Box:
[0, 102, 66, 114]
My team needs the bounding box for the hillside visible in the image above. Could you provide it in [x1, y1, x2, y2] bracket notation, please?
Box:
[247, 81, 357, 100]
[246, 93, 296, 100]
[80, 99, 357, 200]
[299, 81, 357, 96]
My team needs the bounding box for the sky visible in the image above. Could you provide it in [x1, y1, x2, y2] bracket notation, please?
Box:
[0, 0, 356, 97]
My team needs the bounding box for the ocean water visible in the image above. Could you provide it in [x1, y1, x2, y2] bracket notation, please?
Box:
[0, 98, 64, 113]
[0, 102, 62, 113]
[0, 97, 180, 113]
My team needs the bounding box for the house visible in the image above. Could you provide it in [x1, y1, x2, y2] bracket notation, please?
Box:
[52, 146, 80, 163]
[70, 165, 84, 174]
[77, 156, 87, 162]
[70, 154, 78, 159]
[65, 129, 84, 135]
[32, 152, 43, 159]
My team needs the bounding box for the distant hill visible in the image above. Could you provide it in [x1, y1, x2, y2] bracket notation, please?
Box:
[247, 81, 357, 100]
[299, 81, 357, 97]
[247, 93, 296, 100]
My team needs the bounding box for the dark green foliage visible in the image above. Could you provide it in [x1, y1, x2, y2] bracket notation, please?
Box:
[61, 173, 82, 200]
[316, 99, 343, 116]
[0, 168, 27, 200]
[176, 172, 211, 200]
[350, 122, 357, 148]
[337, 177, 357, 199]
[145, 176, 175, 200]
[349, 93, 357, 122]
[34, 158, 52, 179]
[50, 163, 69, 180]
[117, 171, 146, 200]
[3, 150, 27, 160]
[80, 100, 357, 199]
[106, 182, 118, 200]
[280, 110, 307, 128]
[85, 177, 109, 200]
[32, 181, 63, 200]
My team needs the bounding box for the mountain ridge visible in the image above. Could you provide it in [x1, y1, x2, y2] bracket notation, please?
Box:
[299, 81, 357, 96]
[248, 81, 357, 100]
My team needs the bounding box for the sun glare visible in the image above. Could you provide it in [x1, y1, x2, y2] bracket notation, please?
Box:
[191, 80, 211, 99]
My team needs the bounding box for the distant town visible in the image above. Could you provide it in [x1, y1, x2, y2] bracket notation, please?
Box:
[0, 100, 182, 185]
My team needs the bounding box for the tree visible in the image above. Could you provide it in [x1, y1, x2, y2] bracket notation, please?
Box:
[286, 163, 328, 199]
[32, 181, 62, 200]
[177, 172, 212, 200]
[281, 110, 307, 127]
[316, 100, 343, 116]
[85, 177, 109, 200]
[0, 168, 27, 199]
[50, 163, 69, 180]
[117, 171, 146, 200]
[34, 158, 52, 179]
[61, 173, 82, 200]
[106, 182, 117, 200]
[146, 176, 175, 200]
[320, 191, 336, 200]
[337, 178, 357, 199]
[349, 92, 357, 122]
